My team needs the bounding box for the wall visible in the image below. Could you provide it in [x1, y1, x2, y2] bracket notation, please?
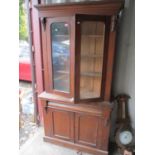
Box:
[110, 0, 135, 139]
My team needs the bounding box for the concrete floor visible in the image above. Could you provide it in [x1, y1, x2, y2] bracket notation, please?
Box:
[19, 127, 93, 155]
[19, 81, 38, 147]
[19, 127, 121, 155]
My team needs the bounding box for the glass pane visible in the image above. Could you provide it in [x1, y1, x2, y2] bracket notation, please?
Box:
[80, 21, 105, 99]
[51, 22, 70, 92]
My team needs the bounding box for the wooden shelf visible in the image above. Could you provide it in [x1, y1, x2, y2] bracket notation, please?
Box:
[81, 72, 102, 77]
[55, 35, 69, 37]
[80, 89, 99, 99]
[82, 35, 103, 38]
[81, 54, 103, 58]
[57, 70, 69, 74]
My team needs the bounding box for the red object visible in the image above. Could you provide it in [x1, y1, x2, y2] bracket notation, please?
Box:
[19, 61, 32, 81]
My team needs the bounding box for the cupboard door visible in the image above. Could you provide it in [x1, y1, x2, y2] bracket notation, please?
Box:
[45, 17, 75, 98]
[75, 113, 105, 149]
[75, 15, 109, 102]
[79, 21, 105, 99]
[44, 107, 74, 142]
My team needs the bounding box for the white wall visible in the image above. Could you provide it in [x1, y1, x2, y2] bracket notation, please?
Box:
[111, 0, 135, 138]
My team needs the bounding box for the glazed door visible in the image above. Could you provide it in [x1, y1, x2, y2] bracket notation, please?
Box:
[75, 15, 110, 102]
[44, 17, 75, 98]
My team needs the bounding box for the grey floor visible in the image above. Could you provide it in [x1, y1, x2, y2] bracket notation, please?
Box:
[19, 127, 93, 155]
[19, 127, 120, 155]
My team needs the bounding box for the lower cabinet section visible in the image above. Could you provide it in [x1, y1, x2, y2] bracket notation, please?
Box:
[42, 104, 111, 155]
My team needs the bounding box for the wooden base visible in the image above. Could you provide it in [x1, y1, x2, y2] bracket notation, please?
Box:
[41, 100, 112, 155]
[44, 136, 108, 155]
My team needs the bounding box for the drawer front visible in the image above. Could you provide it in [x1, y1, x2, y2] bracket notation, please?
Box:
[43, 107, 74, 142]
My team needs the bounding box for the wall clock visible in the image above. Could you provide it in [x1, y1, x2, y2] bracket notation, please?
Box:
[115, 94, 134, 153]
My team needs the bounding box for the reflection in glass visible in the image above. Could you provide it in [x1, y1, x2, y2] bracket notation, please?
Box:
[51, 22, 70, 92]
[80, 21, 105, 99]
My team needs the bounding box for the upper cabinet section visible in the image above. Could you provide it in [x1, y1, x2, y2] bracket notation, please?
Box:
[35, 0, 124, 103]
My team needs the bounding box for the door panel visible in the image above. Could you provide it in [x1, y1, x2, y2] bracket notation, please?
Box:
[44, 107, 74, 141]
[52, 110, 73, 140]
[75, 113, 104, 148]
[79, 115, 98, 146]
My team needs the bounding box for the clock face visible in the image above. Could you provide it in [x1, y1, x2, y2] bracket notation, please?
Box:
[119, 130, 133, 145]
